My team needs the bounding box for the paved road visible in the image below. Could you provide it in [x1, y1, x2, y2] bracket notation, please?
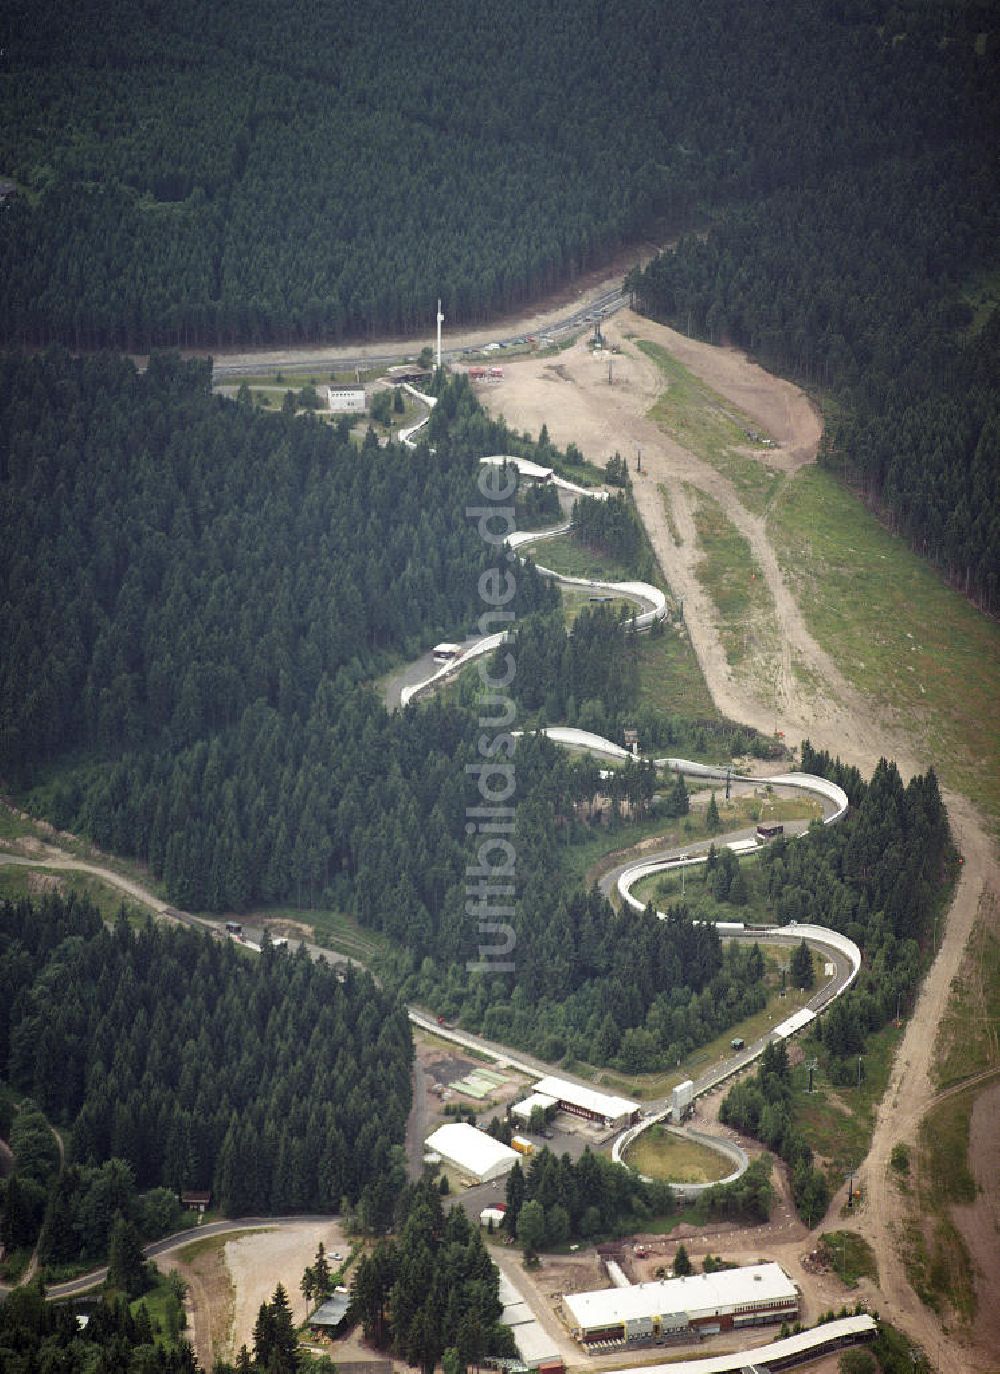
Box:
[209, 286, 626, 381]
[38, 1215, 340, 1300]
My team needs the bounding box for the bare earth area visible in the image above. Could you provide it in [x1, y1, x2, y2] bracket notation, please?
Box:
[226, 1221, 346, 1358]
[487, 315, 1000, 1372]
[156, 1236, 240, 1371]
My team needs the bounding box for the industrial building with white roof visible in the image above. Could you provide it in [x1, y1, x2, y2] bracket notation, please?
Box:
[424, 1122, 519, 1183]
[529, 1076, 640, 1131]
[510, 1091, 558, 1122]
[563, 1263, 799, 1344]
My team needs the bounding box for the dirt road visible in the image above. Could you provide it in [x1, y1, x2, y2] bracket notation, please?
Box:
[487, 316, 999, 1371]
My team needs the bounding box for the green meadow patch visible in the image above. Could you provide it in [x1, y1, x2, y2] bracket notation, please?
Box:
[768, 465, 1000, 831]
[637, 339, 784, 513]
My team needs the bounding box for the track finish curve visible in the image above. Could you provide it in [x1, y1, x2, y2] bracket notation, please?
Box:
[506, 726, 858, 1174]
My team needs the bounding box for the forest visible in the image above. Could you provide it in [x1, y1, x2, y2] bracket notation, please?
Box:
[0, 892, 414, 1268]
[351, 1180, 514, 1374]
[0, 1, 993, 355]
[628, 2, 999, 610]
[720, 1041, 831, 1226]
[497, 1144, 772, 1250]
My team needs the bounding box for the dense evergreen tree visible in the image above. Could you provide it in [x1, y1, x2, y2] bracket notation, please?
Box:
[629, 3, 999, 611]
[1, 895, 413, 1241]
[790, 939, 815, 991]
[720, 1042, 829, 1224]
[351, 1180, 515, 1370]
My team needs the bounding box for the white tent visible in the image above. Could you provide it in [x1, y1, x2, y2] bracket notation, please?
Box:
[425, 1123, 519, 1183]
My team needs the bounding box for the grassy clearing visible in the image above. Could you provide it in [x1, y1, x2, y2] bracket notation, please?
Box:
[635, 624, 719, 720]
[522, 531, 640, 585]
[636, 339, 784, 513]
[0, 864, 153, 925]
[624, 1126, 734, 1183]
[899, 1085, 979, 1322]
[687, 487, 776, 668]
[933, 890, 1000, 1090]
[768, 464, 1000, 833]
[305, 907, 395, 966]
[133, 1271, 187, 1350]
[564, 811, 703, 888]
[793, 1023, 903, 1178]
[558, 584, 638, 626]
[658, 483, 683, 546]
[0, 804, 35, 842]
[920, 1092, 978, 1207]
[819, 1230, 878, 1288]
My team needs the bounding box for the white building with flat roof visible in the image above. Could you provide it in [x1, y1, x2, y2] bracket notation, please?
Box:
[425, 1123, 519, 1183]
[563, 1263, 799, 1344]
[533, 1076, 640, 1131]
[327, 383, 366, 412]
[510, 1091, 558, 1122]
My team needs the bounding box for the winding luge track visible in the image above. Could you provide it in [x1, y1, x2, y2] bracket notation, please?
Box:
[0, 443, 870, 1368]
[396, 482, 859, 1177]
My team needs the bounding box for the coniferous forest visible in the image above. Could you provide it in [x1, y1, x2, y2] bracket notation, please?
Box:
[627, 3, 999, 611]
[0, 355, 954, 1080]
[0, 892, 413, 1258]
[0, 3, 988, 1367]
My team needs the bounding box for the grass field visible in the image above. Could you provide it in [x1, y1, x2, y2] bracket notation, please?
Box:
[820, 1230, 878, 1288]
[768, 464, 1000, 832]
[659, 483, 683, 546]
[522, 530, 642, 585]
[133, 1271, 188, 1349]
[688, 486, 776, 669]
[0, 864, 152, 925]
[637, 339, 784, 514]
[624, 1126, 734, 1184]
[0, 804, 34, 843]
[306, 906, 396, 966]
[635, 624, 720, 720]
[793, 1023, 903, 1179]
[559, 584, 639, 625]
[901, 1085, 979, 1321]
[933, 890, 1000, 1090]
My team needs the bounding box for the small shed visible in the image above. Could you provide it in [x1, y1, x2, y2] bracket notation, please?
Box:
[309, 1290, 351, 1335]
[180, 1190, 211, 1214]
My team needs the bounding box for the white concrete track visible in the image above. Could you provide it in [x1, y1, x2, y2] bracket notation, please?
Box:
[480, 454, 610, 501]
[399, 524, 668, 707]
[499, 726, 859, 1175]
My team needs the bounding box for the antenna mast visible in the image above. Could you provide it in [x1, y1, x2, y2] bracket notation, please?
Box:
[436, 298, 444, 369]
